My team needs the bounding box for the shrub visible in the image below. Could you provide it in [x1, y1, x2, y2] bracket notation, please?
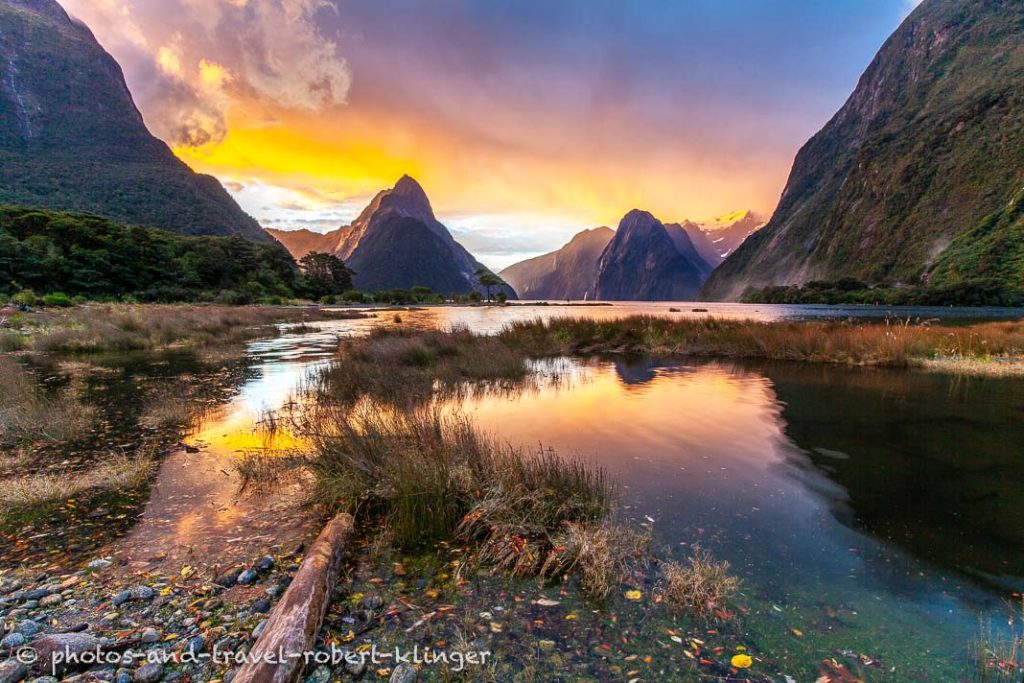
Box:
[41, 292, 73, 307]
[11, 289, 36, 307]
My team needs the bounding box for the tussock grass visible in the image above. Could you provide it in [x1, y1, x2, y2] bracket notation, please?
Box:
[967, 600, 1024, 682]
[0, 449, 156, 514]
[659, 547, 741, 620]
[242, 402, 645, 598]
[500, 315, 1024, 371]
[314, 326, 529, 405]
[21, 304, 366, 354]
[540, 521, 652, 600]
[0, 356, 95, 446]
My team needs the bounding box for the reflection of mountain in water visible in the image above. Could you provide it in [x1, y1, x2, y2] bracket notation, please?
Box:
[764, 362, 1024, 592]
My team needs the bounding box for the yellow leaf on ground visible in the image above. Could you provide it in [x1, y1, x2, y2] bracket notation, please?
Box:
[731, 653, 753, 669]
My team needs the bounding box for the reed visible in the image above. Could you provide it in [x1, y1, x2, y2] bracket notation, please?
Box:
[500, 315, 1024, 371]
[312, 326, 529, 406]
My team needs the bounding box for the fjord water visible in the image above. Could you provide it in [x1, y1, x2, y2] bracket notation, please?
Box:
[123, 303, 1023, 677]
[458, 356, 1022, 677]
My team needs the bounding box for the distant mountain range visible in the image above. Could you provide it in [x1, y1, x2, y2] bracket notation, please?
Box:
[501, 210, 761, 301]
[0, 0, 270, 242]
[703, 0, 1024, 301]
[268, 176, 514, 297]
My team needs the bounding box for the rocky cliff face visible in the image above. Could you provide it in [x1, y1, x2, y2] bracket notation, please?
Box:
[268, 176, 514, 297]
[596, 210, 712, 301]
[703, 0, 1024, 300]
[0, 0, 271, 242]
[499, 227, 613, 300]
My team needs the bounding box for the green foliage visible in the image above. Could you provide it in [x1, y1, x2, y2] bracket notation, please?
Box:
[40, 292, 72, 307]
[927, 187, 1024, 294]
[298, 251, 354, 299]
[741, 278, 1022, 307]
[10, 289, 36, 307]
[0, 206, 307, 302]
[475, 267, 503, 302]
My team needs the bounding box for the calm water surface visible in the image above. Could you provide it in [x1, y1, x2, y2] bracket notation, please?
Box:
[120, 304, 1024, 678]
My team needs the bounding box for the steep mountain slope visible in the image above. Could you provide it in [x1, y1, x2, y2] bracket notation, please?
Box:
[703, 0, 1024, 301]
[269, 176, 514, 297]
[0, 0, 271, 242]
[499, 227, 613, 300]
[596, 210, 711, 301]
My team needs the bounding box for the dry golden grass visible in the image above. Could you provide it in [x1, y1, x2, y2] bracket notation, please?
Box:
[0, 356, 95, 446]
[541, 521, 651, 599]
[500, 315, 1024, 372]
[659, 547, 741, 620]
[313, 326, 529, 406]
[240, 400, 643, 597]
[20, 304, 366, 354]
[0, 450, 156, 514]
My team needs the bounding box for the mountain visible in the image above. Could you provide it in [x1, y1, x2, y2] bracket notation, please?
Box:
[0, 0, 270, 242]
[268, 176, 515, 297]
[703, 0, 1024, 301]
[672, 211, 764, 267]
[499, 227, 613, 300]
[700, 211, 765, 261]
[595, 210, 712, 301]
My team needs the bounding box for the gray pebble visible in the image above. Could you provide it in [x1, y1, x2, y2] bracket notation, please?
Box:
[255, 556, 275, 572]
[0, 659, 28, 683]
[16, 619, 40, 636]
[141, 628, 161, 644]
[251, 620, 268, 639]
[1, 632, 27, 648]
[249, 599, 271, 614]
[88, 559, 113, 570]
[22, 589, 51, 601]
[236, 569, 258, 586]
[185, 635, 205, 655]
[133, 662, 163, 683]
[389, 663, 417, 683]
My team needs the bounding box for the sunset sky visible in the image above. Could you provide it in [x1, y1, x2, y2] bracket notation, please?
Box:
[62, 0, 922, 268]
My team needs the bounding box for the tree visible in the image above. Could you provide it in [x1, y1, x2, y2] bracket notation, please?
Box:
[299, 252, 355, 299]
[475, 267, 503, 303]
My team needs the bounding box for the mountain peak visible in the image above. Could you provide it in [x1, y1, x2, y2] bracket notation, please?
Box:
[381, 174, 434, 222]
[618, 209, 660, 232]
[393, 174, 424, 193]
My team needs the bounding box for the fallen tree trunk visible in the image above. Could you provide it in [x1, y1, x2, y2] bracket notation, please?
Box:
[233, 512, 355, 683]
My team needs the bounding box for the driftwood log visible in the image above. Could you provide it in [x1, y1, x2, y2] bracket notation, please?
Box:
[233, 512, 355, 683]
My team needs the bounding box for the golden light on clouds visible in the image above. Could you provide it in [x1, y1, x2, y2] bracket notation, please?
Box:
[60, 0, 909, 266]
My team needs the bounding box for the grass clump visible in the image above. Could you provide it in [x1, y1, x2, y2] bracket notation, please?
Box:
[314, 326, 529, 405]
[540, 521, 651, 600]
[0, 449, 155, 515]
[659, 547, 741, 620]
[244, 401, 645, 598]
[0, 356, 95, 446]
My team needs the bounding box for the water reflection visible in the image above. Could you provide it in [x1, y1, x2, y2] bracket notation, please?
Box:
[764, 362, 1024, 593]
[451, 355, 1019, 669]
